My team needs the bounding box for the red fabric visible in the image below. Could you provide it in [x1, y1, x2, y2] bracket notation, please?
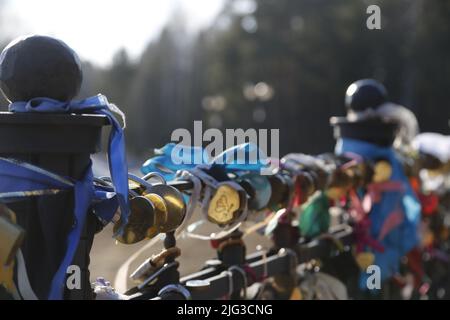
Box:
[349, 189, 365, 221]
[349, 190, 385, 253]
[293, 177, 304, 207]
[410, 177, 420, 194]
[378, 209, 404, 241]
[406, 247, 424, 288]
[418, 193, 439, 216]
[210, 239, 220, 249]
[363, 181, 404, 212]
[354, 216, 385, 253]
[243, 264, 266, 282]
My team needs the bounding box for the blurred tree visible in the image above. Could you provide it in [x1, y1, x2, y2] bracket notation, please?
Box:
[125, 9, 198, 154]
[96, 49, 137, 109]
[414, 0, 450, 134]
[196, 0, 449, 155]
[85, 0, 447, 156]
[2, 0, 448, 155]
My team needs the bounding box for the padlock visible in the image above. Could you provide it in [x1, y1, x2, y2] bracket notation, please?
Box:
[115, 174, 186, 244]
[0, 206, 25, 266]
[142, 184, 186, 234]
[325, 187, 349, 201]
[143, 193, 168, 238]
[372, 160, 392, 183]
[237, 173, 272, 211]
[281, 153, 329, 190]
[114, 196, 155, 244]
[207, 184, 242, 226]
[130, 247, 181, 283]
[181, 167, 248, 228]
[290, 287, 303, 300]
[355, 252, 375, 271]
[266, 174, 294, 210]
[349, 161, 374, 188]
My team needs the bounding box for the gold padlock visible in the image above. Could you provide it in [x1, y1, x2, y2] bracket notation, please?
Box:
[207, 184, 241, 226]
[114, 196, 155, 244]
[0, 206, 25, 266]
[325, 186, 349, 201]
[372, 160, 392, 183]
[143, 193, 168, 239]
[142, 184, 186, 234]
[290, 287, 303, 300]
[114, 184, 186, 244]
[355, 252, 375, 271]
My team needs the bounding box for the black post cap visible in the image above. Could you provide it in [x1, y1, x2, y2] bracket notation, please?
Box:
[0, 35, 82, 103]
[345, 79, 387, 113]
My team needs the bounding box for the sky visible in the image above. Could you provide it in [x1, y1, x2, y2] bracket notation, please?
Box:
[1, 0, 224, 66]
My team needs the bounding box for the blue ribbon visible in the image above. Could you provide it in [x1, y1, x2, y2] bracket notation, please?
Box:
[141, 142, 269, 180]
[211, 143, 269, 172]
[141, 143, 209, 180]
[0, 157, 119, 299]
[4, 94, 130, 299]
[9, 94, 129, 231]
[335, 138, 421, 290]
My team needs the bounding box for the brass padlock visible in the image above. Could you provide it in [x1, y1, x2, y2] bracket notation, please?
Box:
[142, 184, 186, 234]
[207, 184, 242, 225]
[114, 195, 155, 244]
[114, 174, 186, 244]
[143, 193, 168, 239]
[372, 160, 392, 183]
[0, 206, 25, 266]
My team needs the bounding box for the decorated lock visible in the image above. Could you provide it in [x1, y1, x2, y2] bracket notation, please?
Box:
[372, 160, 392, 183]
[207, 184, 242, 226]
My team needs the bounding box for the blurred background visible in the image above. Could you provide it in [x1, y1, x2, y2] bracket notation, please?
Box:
[1, 0, 449, 160]
[1, 0, 450, 288]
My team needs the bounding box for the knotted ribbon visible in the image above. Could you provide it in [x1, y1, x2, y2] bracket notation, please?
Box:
[1, 94, 130, 299]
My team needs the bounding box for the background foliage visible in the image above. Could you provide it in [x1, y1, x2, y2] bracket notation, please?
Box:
[1, 0, 449, 157]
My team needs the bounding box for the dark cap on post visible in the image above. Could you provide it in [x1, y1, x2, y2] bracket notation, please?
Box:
[0, 35, 105, 300]
[0, 35, 82, 102]
[345, 78, 387, 113]
[331, 79, 397, 146]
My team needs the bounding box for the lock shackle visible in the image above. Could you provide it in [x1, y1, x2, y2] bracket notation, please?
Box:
[142, 172, 167, 185]
[128, 173, 155, 191]
[128, 173, 169, 195]
[96, 176, 143, 198]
